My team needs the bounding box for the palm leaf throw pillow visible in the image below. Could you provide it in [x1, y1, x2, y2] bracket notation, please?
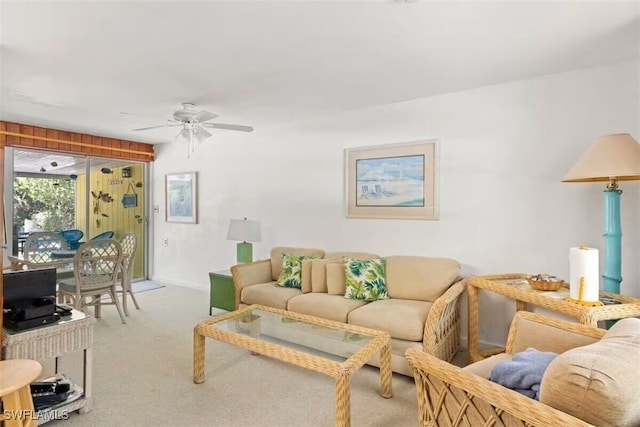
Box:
[277, 252, 321, 289]
[344, 258, 388, 301]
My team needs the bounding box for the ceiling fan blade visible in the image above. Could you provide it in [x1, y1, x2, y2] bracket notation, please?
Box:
[193, 126, 212, 143]
[191, 110, 218, 123]
[133, 123, 181, 131]
[202, 123, 254, 132]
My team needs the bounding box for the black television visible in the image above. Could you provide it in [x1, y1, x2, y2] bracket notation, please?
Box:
[3, 268, 57, 307]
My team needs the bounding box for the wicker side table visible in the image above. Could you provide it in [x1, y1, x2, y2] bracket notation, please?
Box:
[467, 273, 640, 363]
[2, 310, 96, 424]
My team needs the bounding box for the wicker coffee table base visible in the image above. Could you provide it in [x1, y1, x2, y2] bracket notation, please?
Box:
[193, 305, 392, 427]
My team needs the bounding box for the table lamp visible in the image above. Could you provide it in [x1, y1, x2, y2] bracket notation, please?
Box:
[226, 218, 261, 263]
[563, 133, 640, 294]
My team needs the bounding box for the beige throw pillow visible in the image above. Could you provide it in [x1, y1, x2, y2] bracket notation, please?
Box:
[539, 318, 640, 426]
[310, 259, 332, 293]
[326, 263, 346, 295]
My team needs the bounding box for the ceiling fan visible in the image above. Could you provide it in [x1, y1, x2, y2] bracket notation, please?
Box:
[132, 103, 254, 155]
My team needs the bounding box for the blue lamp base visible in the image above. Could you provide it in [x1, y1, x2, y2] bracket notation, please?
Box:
[602, 188, 622, 294]
[236, 242, 253, 264]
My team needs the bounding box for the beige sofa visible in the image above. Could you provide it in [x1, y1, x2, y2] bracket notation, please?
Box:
[406, 311, 640, 427]
[230, 246, 466, 376]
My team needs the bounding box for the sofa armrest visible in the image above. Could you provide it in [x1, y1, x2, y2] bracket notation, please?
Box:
[230, 259, 273, 309]
[505, 311, 605, 355]
[405, 348, 595, 427]
[422, 278, 466, 362]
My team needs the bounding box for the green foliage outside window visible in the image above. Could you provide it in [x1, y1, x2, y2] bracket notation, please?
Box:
[14, 177, 76, 232]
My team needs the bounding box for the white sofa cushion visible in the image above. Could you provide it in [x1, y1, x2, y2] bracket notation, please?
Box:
[348, 298, 433, 341]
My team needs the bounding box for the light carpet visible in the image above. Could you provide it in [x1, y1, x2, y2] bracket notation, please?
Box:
[100, 280, 165, 301]
[45, 284, 421, 427]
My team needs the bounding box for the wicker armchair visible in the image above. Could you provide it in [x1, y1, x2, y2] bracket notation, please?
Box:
[405, 312, 608, 427]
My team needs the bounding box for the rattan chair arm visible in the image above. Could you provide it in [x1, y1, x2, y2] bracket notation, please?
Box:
[422, 278, 466, 361]
[230, 259, 273, 310]
[405, 348, 595, 427]
[505, 311, 606, 354]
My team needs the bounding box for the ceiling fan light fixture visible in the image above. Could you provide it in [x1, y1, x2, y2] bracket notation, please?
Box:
[175, 126, 191, 143]
[193, 126, 212, 144]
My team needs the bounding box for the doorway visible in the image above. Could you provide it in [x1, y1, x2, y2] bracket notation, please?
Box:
[7, 148, 148, 281]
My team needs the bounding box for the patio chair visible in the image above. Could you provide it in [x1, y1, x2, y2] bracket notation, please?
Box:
[59, 229, 84, 250]
[58, 238, 126, 324]
[90, 231, 114, 240]
[117, 232, 139, 316]
[23, 232, 65, 264]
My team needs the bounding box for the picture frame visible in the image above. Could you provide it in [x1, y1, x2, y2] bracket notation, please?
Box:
[165, 172, 198, 224]
[344, 139, 439, 220]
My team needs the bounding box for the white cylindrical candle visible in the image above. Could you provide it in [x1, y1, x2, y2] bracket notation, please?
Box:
[569, 247, 600, 302]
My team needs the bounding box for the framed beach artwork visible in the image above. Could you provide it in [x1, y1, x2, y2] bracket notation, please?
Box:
[344, 140, 439, 220]
[165, 172, 198, 223]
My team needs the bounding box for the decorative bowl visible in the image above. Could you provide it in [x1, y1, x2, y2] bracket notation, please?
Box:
[527, 275, 564, 291]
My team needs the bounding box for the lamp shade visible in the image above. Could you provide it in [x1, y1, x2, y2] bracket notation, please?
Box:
[563, 134, 640, 183]
[226, 218, 261, 242]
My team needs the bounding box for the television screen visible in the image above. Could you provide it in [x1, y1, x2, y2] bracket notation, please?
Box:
[3, 268, 57, 307]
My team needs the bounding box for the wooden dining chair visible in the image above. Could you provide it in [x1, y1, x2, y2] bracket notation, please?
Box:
[117, 232, 139, 316]
[58, 238, 126, 323]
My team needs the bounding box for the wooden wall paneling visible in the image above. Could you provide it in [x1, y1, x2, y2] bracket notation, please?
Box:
[0, 121, 155, 161]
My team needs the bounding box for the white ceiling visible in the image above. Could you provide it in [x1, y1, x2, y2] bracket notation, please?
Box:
[1, 1, 639, 145]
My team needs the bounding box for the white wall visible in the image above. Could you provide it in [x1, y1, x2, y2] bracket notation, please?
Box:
[152, 59, 640, 345]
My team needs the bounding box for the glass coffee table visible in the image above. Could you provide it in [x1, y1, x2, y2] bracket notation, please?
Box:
[193, 304, 392, 427]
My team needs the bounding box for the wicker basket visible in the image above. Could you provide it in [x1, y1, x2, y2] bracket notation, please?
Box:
[527, 278, 564, 291]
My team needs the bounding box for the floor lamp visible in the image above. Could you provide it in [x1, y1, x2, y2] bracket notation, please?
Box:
[563, 133, 640, 294]
[226, 218, 261, 263]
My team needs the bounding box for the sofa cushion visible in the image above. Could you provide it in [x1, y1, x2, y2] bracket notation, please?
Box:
[310, 259, 338, 293]
[327, 263, 346, 295]
[348, 298, 432, 341]
[324, 252, 380, 261]
[344, 258, 389, 301]
[384, 256, 459, 302]
[539, 318, 640, 427]
[277, 252, 321, 289]
[300, 259, 313, 293]
[241, 282, 301, 310]
[463, 353, 513, 378]
[287, 293, 368, 323]
[270, 247, 325, 281]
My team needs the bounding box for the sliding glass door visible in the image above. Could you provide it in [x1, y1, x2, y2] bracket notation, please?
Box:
[7, 148, 147, 281]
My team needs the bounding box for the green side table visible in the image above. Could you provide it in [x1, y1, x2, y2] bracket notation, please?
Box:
[209, 269, 235, 314]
